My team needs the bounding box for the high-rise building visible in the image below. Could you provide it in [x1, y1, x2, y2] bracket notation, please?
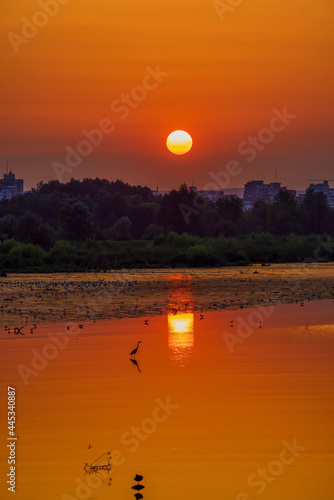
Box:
[307, 180, 334, 209]
[0, 170, 24, 201]
[243, 180, 285, 206]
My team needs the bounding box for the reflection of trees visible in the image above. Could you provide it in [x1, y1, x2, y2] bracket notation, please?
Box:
[167, 274, 194, 366]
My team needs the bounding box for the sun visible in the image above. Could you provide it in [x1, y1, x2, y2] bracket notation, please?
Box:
[166, 130, 193, 155]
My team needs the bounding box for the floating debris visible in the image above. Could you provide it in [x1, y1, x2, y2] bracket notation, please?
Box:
[84, 451, 112, 472]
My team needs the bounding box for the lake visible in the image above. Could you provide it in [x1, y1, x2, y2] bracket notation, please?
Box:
[0, 269, 333, 499]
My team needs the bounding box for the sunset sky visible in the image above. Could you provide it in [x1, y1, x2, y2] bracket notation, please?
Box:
[1, 0, 333, 191]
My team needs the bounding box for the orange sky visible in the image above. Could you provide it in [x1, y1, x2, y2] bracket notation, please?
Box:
[1, 0, 333, 190]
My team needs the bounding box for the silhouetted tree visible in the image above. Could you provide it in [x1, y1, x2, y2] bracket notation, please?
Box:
[58, 201, 94, 241]
[301, 189, 331, 234]
[272, 189, 299, 235]
[0, 215, 17, 239]
[111, 216, 132, 240]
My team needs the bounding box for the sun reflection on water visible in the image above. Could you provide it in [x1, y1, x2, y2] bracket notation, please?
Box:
[168, 312, 194, 366]
[167, 274, 195, 366]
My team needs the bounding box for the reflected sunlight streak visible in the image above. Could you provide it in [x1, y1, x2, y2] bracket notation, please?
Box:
[168, 312, 194, 366]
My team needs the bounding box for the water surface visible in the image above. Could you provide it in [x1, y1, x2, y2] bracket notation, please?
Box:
[0, 298, 333, 499]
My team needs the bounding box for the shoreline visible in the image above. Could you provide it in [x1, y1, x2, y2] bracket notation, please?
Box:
[1, 263, 334, 326]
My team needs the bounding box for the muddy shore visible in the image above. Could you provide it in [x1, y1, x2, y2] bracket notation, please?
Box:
[1, 263, 334, 327]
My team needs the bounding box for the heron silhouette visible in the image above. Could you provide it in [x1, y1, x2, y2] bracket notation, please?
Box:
[130, 341, 142, 358]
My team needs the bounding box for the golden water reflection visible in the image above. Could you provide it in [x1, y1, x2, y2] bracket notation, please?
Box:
[168, 312, 194, 365]
[167, 274, 194, 366]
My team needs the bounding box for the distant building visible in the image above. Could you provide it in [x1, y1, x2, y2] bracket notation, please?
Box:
[243, 180, 287, 206]
[306, 180, 334, 209]
[0, 170, 24, 201]
[151, 188, 170, 197]
[189, 186, 224, 202]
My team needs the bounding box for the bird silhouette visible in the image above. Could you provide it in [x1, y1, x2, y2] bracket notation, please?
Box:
[13, 326, 25, 335]
[132, 484, 145, 491]
[130, 341, 142, 358]
[143, 319, 149, 325]
[88, 444, 93, 449]
[134, 494, 143, 499]
[134, 474, 143, 482]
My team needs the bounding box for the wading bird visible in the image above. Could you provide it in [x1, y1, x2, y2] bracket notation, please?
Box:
[13, 326, 25, 335]
[130, 341, 142, 358]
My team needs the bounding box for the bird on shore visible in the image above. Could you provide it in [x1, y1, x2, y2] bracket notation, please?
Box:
[13, 326, 25, 335]
[130, 341, 142, 358]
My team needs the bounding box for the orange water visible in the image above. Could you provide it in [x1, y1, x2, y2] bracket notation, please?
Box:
[0, 299, 333, 499]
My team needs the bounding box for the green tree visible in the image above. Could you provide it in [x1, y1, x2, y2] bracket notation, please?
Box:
[272, 189, 299, 235]
[301, 189, 331, 234]
[92, 190, 115, 231]
[0, 215, 17, 239]
[15, 211, 43, 244]
[9, 243, 46, 267]
[111, 216, 132, 240]
[58, 201, 94, 241]
[158, 184, 202, 234]
[216, 196, 243, 236]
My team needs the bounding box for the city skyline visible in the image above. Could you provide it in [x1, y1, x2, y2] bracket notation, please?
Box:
[2, 164, 333, 205]
[0, 156, 333, 194]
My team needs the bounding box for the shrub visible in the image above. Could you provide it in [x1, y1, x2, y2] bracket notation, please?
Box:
[8, 243, 46, 267]
[152, 234, 165, 246]
[186, 244, 217, 266]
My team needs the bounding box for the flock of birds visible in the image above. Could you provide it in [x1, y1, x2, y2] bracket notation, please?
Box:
[1, 272, 331, 331]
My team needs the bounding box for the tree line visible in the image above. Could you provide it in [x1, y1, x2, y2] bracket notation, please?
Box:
[0, 178, 333, 250]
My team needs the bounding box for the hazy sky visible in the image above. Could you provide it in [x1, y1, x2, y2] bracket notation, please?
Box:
[1, 0, 333, 191]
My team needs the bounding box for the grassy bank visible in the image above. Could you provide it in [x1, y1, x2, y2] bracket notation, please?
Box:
[0, 232, 333, 273]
